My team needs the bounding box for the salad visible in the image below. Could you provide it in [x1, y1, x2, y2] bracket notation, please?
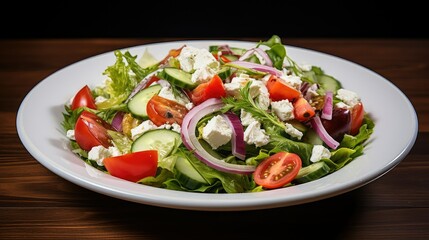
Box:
[62, 35, 374, 193]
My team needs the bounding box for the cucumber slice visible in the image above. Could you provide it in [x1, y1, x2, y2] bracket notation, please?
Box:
[317, 75, 342, 93]
[175, 156, 209, 190]
[294, 161, 330, 183]
[217, 67, 232, 80]
[127, 84, 162, 119]
[222, 54, 239, 62]
[230, 47, 246, 55]
[158, 67, 196, 89]
[131, 129, 181, 159]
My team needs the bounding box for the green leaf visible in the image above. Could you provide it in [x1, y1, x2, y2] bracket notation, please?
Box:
[123, 51, 158, 81]
[61, 106, 83, 132]
[266, 44, 286, 70]
[257, 35, 282, 48]
[138, 168, 174, 188]
[107, 130, 132, 154]
[96, 51, 135, 109]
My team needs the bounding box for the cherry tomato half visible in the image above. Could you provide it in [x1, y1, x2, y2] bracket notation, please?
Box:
[74, 111, 114, 151]
[104, 150, 158, 182]
[190, 74, 226, 105]
[146, 95, 188, 126]
[71, 85, 97, 110]
[293, 97, 315, 122]
[253, 152, 302, 189]
[266, 75, 300, 101]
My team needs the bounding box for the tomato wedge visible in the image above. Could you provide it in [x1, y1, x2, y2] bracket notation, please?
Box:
[74, 111, 114, 151]
[146, 95, 188, 126]
[104, 150, 158, 182]
[350, 102, 364, 135]
[253, 152, 302, 189]
[190, 75, 226, 105]
[266, 75, 300, 101]
[293, 97, 315, 122]
[71, 85, 97, 110]
[160, 45, 185, 65]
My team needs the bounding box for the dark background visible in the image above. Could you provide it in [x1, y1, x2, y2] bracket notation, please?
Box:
[1, 2, 426, 39]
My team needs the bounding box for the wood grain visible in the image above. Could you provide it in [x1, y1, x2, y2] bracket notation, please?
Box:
[0, 39, 428, 240]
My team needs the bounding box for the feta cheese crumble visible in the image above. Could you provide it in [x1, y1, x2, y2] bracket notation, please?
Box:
[244, 121, 270, 147]
[336, 89, 360, 108]
[271, 100, 294, 121]
[88, 146, 122, 166]
[310, 145, 331, 163]
[202, 115, 232, 149]
[176, 46, 219, 84]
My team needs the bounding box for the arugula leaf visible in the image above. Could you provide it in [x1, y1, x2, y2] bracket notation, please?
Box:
[256, 35, 286, 70]
[257, 35, 282, 48]
[61, 106, 83, 132]
[222, 82, 285, 131]
[123, 51, 159, 81]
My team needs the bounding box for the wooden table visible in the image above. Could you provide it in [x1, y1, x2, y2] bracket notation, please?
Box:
[1, 38, 428, 239]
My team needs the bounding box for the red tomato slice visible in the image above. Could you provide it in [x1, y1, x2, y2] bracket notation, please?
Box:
[71, 85, 97, 110]
[74, 111, 114, 151]
[293, 97, 315, 122]
[146, 95, 188, 126]
[266, 75, 300, 101]
[190, 75, 226, 105]
[253, 152, 302, 189]
[160, 45, 185, 65]
[104, 150, 158, 182]
[350, 102, 364, 135]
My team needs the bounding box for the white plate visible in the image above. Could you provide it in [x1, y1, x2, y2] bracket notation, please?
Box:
[17, 40, 418, 211]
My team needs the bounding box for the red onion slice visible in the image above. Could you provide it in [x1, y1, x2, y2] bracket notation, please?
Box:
[239, 48, 273, 67]
[310, 115, 339, 149]
[111, 111, 125, 132]
[238, 49, 255, 61]
[222, 112, 246, 160]
[321, 91, 333, 120]
[253, 48, 273, 67]
[181, 98, 255, 174]
[227, 61, 283, 76]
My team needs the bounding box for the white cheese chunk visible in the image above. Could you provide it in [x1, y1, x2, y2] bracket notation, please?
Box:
[131, 120, 160, 140]
[284, 123, 303, 140]
[158, 86, 191, 106]
[336, 89, 360, 108]
[244, 121, 270, 147]
[279, 74, 302, 90]
[310, 145, 331, 163]
[271, 100, 294, 121]
[66, 130, 75, 140]
[176, 46, 219, 84]
[240, 109, 257, 127]
[88, 146, 122, 166]
[202, 115, 232, 149]
[191, 65, 217, 83]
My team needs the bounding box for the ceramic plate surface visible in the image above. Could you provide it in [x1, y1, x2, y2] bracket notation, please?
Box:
[17, 40, 418, 211]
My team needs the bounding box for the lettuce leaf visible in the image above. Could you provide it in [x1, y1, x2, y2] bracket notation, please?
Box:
[95, 51, 136, 109]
